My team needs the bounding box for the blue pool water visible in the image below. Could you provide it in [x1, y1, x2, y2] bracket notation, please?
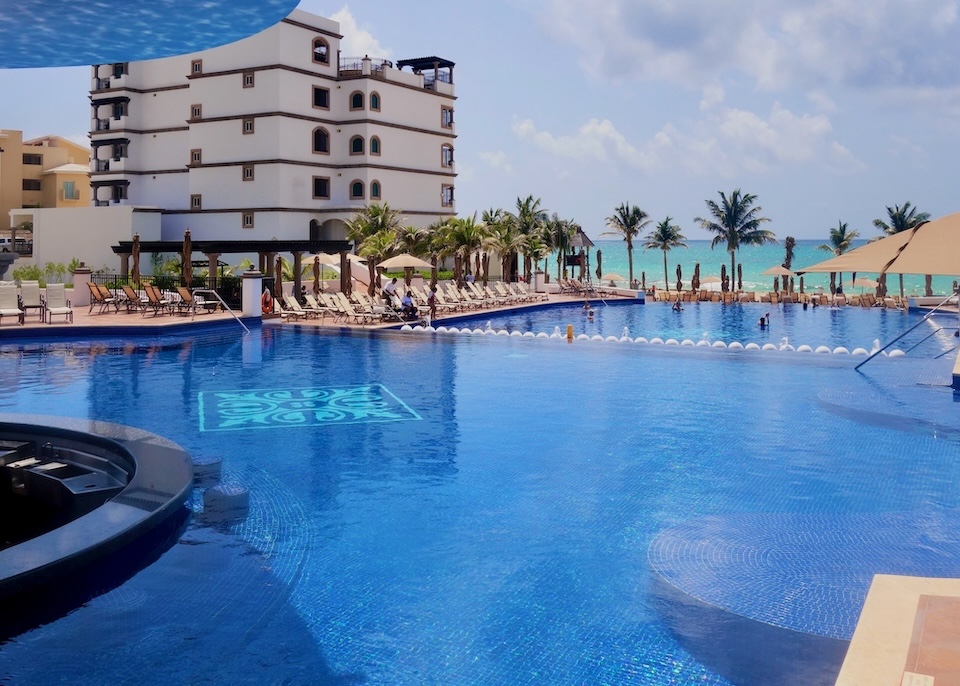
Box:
[0, 322, 958, 685]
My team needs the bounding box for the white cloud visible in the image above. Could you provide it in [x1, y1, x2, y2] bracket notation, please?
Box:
[512, 101, 859, 178]
[478, 151, 514, 175]
[330, 6, 392, 59]
[699, 84, 725, 111]
[511, 117, 658, 170]
[535, 0, 960, 95]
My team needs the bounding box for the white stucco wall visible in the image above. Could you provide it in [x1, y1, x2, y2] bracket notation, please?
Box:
[21, 207, 161, 272]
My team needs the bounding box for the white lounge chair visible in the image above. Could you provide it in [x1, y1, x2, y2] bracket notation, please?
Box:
[0, 284, 23, 325]
[20, 281, 45, 322]
[45, 283, 73, 324]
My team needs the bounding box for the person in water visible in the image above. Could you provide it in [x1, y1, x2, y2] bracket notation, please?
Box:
[672, 299, 683, 312]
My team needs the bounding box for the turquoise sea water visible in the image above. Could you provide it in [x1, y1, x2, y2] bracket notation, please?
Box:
[558, 239, 956, 295]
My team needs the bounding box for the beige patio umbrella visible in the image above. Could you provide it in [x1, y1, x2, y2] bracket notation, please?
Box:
[379, 253, 433, 287]
[300, 252, 340, 265]
[130, 233, 141, 286]
[378, 253, 433, 270]
[796, 230, 914, 275]
[881, 211, 960, 276]
[852, 276, 878, 294]
[181, 229, 192, 287]
[600, 273, 626, 286]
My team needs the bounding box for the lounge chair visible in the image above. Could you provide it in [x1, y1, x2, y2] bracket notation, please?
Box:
[142, 284, 172, 316]
[282, 293, 318, 319]
[120, 284, 148, 313]
[45, 283, 73, 324]
[335, 292, 375, 324]
[0, 283, 24, 325]
[176, 287, 206, 315]
[88, 282, 119, 314]
[303, 294, 331, 319]
[19, 281, 44, 322]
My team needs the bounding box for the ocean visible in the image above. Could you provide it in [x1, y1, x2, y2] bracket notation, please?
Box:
[551, 239, 956, 296]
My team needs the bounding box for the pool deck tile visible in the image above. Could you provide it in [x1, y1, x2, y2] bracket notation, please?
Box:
[837, 575, 960, 686]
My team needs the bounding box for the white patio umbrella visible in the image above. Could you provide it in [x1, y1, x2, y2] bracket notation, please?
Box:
[377, 253, 433, 270]
[300, 252, 340, 265]
[600, 273, 626, 285]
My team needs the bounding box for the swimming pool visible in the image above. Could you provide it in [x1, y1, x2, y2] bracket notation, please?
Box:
[447, 300, 957, 354]
[1, 324, 958, 684]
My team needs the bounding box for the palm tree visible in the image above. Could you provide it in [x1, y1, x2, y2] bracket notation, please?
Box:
[358, 229, 397, 296]
[484, 223, 525, 284]
[695, 189, 775, 292]
[782, 236, 796, 270]
[543, 213, 576, 281]
[872, 201, 930, 297]
[510, 195, 547, 282]
[602, 203, 650, 287]
[345, 203, 405, 252]
[872, 202, 930, 236]
[395, 224, 432, 257]
[817, 221, 860, 290]
[643, 217, 687, 292]
[446, 213, 488, 285]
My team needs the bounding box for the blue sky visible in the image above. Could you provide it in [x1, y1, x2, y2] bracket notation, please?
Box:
[2, 0, 958, 240]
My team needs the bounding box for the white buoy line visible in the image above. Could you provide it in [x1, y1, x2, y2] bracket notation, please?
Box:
[399, 323, 906, 357]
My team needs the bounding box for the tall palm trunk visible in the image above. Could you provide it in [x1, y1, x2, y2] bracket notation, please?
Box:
[662, 250, 669, 293]
[626, 238, 634, 288]
[730, 251, 736, 293]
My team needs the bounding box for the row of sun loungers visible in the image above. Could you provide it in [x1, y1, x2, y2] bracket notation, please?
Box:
[84, 282, 220, 317]
[657, 289, 907, 309]
[272, 281, 547, 326]
[0, 281, 72, 325]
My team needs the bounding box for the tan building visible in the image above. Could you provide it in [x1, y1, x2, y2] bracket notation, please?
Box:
[0, 130, 91, 241]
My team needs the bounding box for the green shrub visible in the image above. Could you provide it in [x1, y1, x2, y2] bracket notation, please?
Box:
[12, 264, 43, 286]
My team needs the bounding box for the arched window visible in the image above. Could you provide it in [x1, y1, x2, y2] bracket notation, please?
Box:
[350, 136, 364, 155]
[313, 127, 329, 154]
[370, 136, 381, 156]
[313, 38, 329, 64]
[350, 91, 364, 110]
[350, 180, 365, 199]
[370, 92, 381, 111]
[371, 180, 381, 199]
[441, 144, 454, 167]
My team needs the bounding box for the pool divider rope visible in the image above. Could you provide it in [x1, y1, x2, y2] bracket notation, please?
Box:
[397, 324, 906, 357]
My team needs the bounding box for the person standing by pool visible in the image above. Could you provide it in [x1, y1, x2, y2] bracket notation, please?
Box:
[383, 277, 399, 305]
[427, 287, 438, 320]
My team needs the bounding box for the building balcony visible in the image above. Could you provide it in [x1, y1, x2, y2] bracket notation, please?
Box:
[338, 56, 393, 80]
[95, 119, 111, 131]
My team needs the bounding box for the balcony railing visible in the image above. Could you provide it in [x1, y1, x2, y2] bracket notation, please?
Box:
[94, 160, 110, 172]
[338, 57, 393, 79]
[94, 78, 111, 90]
[96, 118, 111, 131]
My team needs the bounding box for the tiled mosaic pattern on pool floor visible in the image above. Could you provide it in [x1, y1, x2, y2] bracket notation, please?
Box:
[648, 508, 960, 640]
[198, 384, 422, 432]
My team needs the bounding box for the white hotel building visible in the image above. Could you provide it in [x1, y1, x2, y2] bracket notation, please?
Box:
[88, 8, 456, 244]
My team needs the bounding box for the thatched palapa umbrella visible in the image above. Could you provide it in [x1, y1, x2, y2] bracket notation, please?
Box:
[181, 229, 192, 287]
[131, 233, 141, 286]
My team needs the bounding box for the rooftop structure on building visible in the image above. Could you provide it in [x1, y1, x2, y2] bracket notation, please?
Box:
[88, 8, 456, 244]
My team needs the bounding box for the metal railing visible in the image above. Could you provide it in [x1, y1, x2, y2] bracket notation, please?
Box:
[192, 289, 248, 332]
[855, 292, 959, 370]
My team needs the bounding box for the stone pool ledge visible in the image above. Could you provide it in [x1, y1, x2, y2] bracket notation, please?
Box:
[0, 413, 192, 600]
